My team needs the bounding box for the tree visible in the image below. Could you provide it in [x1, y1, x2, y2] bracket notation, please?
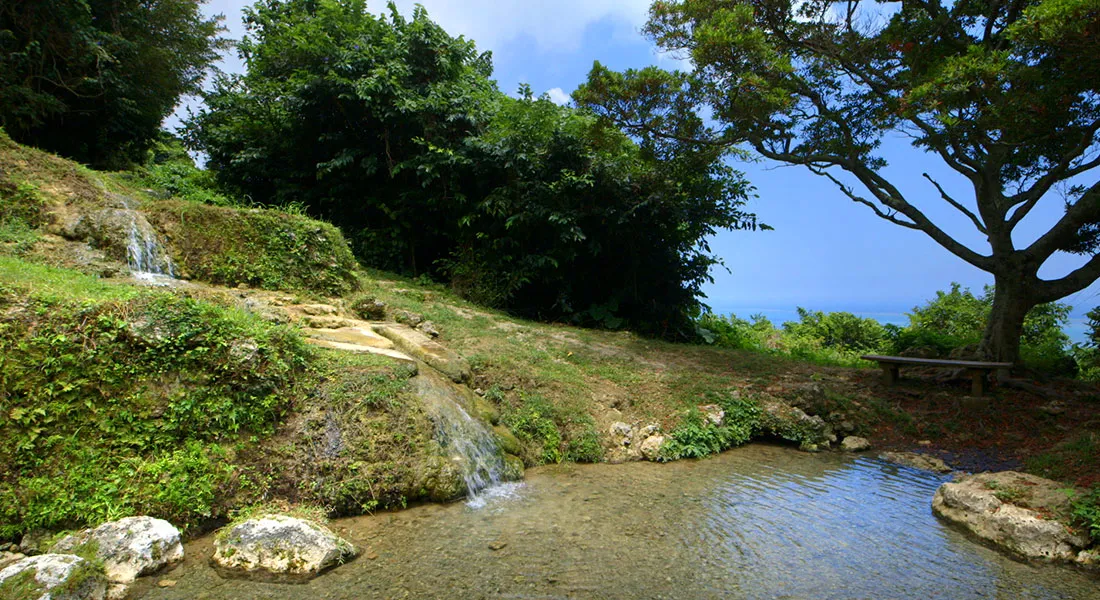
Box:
[0, 0, 226, 167]
[186, 0, 497, 273]
[574, 0, 1100, 363]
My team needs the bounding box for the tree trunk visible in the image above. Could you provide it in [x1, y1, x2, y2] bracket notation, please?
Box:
[977, 276, 1035, 365]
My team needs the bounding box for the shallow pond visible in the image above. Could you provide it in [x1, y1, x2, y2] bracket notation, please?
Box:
[134, 444, 1099, 599]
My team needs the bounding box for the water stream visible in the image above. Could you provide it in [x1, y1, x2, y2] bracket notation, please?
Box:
[413, 371, 514, 505]
[133, 444, 1099, 599]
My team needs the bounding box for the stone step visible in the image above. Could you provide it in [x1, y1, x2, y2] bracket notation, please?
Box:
[304, 338, 418, 371]
[372, 324, 470, 383]
[303, 326, 394, 349]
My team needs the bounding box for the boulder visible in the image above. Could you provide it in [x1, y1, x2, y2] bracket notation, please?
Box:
[840, 436, 872, 452]
[373, 324, 471, 383]
[212, 515, 358, 581]
[640, 435, 666, 461]
[0, 554, 107, 600]
[932, 471, 1091, 561]
[609, 422, 633, 446]
[53, 516, 183, 592]
[417, 321, 441, 339]
[757, 395, 834, 451]
[879, 451, 952, 473]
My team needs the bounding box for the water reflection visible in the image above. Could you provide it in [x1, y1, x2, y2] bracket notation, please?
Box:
[134, 444, 1099, 599]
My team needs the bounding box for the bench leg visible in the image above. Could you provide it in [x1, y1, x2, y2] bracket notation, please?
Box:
[880, 364, 899, 386]
[968, 369, 987, 397]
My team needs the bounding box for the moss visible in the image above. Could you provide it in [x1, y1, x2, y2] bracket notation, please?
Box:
[0, 569, 45, 600]
[144, 200, 359, 296]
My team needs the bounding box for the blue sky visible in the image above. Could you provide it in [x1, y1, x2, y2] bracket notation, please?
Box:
[187, 0, 1100, 334]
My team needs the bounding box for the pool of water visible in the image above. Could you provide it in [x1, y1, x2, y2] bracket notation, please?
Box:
[133, 444, 1099, 599]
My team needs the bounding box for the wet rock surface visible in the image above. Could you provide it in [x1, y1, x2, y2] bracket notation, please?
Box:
[53, 516, 183, 598]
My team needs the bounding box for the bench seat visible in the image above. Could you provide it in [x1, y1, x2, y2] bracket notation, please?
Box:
[860, 354, 1013, 397]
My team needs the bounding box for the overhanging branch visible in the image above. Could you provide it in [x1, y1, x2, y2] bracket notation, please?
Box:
[923, 172, 987, 234]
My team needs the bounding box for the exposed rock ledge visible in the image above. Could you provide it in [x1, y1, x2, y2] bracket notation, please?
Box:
[932, 471, 1095, 564]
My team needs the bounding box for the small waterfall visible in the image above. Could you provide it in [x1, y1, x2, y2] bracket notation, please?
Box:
[125, 211, 176, 279]
[415, 372, 515, 505]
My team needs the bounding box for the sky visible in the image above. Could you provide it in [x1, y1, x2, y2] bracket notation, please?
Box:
[185, 0, 1100, 334]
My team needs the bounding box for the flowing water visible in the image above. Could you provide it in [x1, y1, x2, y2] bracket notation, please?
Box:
[413, 372, 514, 506]
[124, 209, 176, 281]
[133, 444, 1100, 599]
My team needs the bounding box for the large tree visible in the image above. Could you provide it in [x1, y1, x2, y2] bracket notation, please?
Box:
[0, 0, 226, 167]
[575, 0, 1100, 363]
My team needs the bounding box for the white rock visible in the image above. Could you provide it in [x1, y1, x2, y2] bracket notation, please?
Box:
[698, 404, 725, 426]
[640, 435, 666, 461]
[53, 516, 183, 586]
[932, 471, 1091, 561]
[0, 554, 107, 600]
[840, 436, 871, 452]
[212, 515, 358, 580]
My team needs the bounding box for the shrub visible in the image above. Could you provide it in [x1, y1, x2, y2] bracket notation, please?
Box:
[782, 307, 886, 353]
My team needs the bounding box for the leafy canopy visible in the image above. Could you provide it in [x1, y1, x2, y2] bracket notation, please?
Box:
[0, 0, 227, 167]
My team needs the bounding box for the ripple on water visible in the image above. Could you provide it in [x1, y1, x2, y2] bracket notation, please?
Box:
[133, 444, 1100, 600]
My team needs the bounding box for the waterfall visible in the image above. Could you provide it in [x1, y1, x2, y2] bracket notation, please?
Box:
[122, 209, 176, 281]
[414, 372, 515, 505]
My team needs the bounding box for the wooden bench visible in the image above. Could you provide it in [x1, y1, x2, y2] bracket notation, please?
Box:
[860, 355, 1013, 397]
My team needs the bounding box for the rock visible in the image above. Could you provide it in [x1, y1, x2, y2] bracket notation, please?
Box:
[392, 310, 424, 327]
[373, 324, 471, 383]
[609, 422, 633, 446]
[347, 297, 387, 320]
[297, 303, 339, 316]
[416, 321, 441, 339]
[757, 395, 834, 451]
[786, 382, 826, 411]
[493, 426, 522, 456]
[488, 541, 507, 551]
[1077, 548, 1100, 567]
[417, 456, 466, 502]
[840, 436, 872, 452]
[698, 404, 725, 426]
[212, 515, 358, 581]
[640, 435, 666, 461]
[638, 423, 660, 438]
[932, 471, 1091, 561]
[0, 554, 107, 600]
[947, 343, 980, 361]
[502, 454, 525, 482]
[879, 451, 952, 473]
[53, 516, 183, 599]
[0, 551, 26, 571]
[156, 579, 176, 588]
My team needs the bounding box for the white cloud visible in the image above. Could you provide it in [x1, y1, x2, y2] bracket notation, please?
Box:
[546, 87, 571, 105]
[387, 0, 651, 55]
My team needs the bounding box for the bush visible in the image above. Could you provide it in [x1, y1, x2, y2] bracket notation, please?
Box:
[782, 307, 886, 353]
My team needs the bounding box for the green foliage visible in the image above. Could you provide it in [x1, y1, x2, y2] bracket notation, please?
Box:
[186, 1, 757, 337]
[1071, 485, 1100, 544]
[502, 393, 564, 465]
[136, 133, 236, 206]
[695, 310, 876, 367]
[782, 308, 886, 353]
[660, 393, 762, 461]
[143, 200, 360, 296]
[0, 178, 44, 256]
[0, 0, 228, 167]
[0, 259, 313, 535]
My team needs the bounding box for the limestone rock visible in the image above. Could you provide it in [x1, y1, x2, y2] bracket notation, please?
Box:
[297, 303, 339, 316]
[879, 451, 952, 473]
[502, 454, 525, 482]
[698, 404, 725, 426]
[392, 310, 424, 327]
[416, 321, 441, 339]
[840, 436, 872, 452]
[932, 471, 1091, 561]
[609, 422, 634, 446]
[212, 515, 358, 581]
[0, 554, 107, 600]
[373, 324, 470, 383]
[640, 435, 666, 461]
[493, 426, 522, 456]
[53, 516, 183, 590]
[0, 551, 26, 571]
[757, 395, 834, 451]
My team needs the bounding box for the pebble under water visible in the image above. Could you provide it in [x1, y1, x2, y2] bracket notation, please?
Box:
[133, 444, 1100, 599]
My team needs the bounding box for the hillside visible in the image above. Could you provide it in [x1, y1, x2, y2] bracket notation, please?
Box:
[1, 132, 1099, 545]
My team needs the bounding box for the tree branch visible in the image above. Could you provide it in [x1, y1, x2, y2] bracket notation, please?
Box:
[923, 172, 987, 234]
[810, 166, 920, 229]
[1026, 180, 1100, 260]
[1006, 119, 1100, 229]
[1035, 252, 1100, 303]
